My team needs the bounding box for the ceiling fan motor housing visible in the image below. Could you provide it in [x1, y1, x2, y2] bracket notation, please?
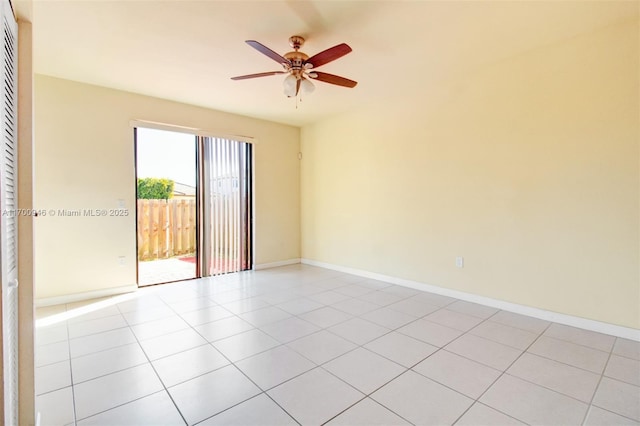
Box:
[284, 35, 309, 77]
[284, 50, 309, 76]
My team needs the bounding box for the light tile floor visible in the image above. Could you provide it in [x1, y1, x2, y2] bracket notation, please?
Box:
[35, 264, 640, 425]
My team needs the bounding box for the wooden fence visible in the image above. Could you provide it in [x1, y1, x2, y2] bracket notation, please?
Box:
[137, 199, 196, 261]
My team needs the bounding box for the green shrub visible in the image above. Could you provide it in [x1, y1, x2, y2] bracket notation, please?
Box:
[137, 178, 174, 200]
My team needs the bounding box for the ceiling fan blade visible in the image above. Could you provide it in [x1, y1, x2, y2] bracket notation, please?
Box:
[305, 43, 352, 68]
[231, 71, 286, 80]
[312, 71, 357, 88]
[246, 40, 290, 65]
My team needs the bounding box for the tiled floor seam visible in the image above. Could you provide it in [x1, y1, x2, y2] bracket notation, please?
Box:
[68, 323, 131, 341]
[73, 390, 173, 424]
[585, 404, 640, 425]
[540, 334, 615, 355]
[501, 372, 599, 406]
[389, 301, 495, 341]
[68, 357, 149, 387]
[36, 355, 72, 369]
[404, 305, 508, 372]
[68, 339, 139, 359]
[525, 345, 613, 376]
[192, 392, 301, 426]
[35, 384, 71, 398]
[175, 299, 395, 367]
[315, 365, 413, 426]
[364, 334, 440, 368]
[124, 319, 190, 426]
[285, 332, 360, 366]
[463, 332, 532, 351]
[601, 373, 640, 388]
[161, 293, 304, 425]
[257, 392, 302, 426]
[318, 395, 400, 426]
[305, 313, 469, 425]
[449, 318, 555, 425]
[37, 268, 640, 426]
[453, 401, 530, 426]
[580, 344, 617, 425]
[609, 349, 640, 362]
[408, 347, 500, 394]
[65, 317, 79, 426]
[487, 317, 548, 335]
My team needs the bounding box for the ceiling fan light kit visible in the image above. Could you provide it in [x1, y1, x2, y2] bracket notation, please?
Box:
[231, 35, 357, 101]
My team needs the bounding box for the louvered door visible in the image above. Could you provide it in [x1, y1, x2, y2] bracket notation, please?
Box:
[0, 0, 18, 424]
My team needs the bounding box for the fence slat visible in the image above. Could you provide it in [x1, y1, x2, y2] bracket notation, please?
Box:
[137, 198, 196, 261]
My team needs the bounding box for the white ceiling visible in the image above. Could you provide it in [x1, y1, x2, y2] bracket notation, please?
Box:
[24, 0, 638, 127]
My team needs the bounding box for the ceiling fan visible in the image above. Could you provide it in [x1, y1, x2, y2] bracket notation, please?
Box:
[231, 36, 357, 98]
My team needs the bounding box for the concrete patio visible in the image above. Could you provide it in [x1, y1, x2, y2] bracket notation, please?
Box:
[138, 257, 196, 286]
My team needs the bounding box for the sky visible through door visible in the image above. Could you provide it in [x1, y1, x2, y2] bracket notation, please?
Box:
[136, 128, 196, 186]
[136, 127, 197, 286]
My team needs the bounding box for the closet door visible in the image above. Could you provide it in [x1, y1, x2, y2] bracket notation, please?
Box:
[0, 0, 19, 423]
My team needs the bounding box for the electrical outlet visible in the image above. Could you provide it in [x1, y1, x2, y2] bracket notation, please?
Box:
[118, 256, 126, 266]
[455, 256, 464, 268]
[117, 199, 125, 208]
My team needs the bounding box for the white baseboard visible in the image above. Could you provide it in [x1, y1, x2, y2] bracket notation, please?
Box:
[254, 258, 301, 270]
[35, 284, 138, 307]
[301, 258, 640, 342]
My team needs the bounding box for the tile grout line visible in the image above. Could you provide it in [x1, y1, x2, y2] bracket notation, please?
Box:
[65, 307, 79, 426]
[44, 277, 270, 423]
[426, 309, 532, 424]
[160, 283, 264, 425]
[315, 300, 475, 424]
[317, 367, 413, 426]
[391, 306, 627, 405]
[536, 333, 617, 356]
[155, 280, 405, 370]
[406, 309, 532, 425]
[177, 277, 421, 424]
[437, 332, 608, 379]
[65, 294, 198, 423]
[114, 301, 190, 426]
[36, 267, 639, 425]
[580, 338, 616, 425]
[315, 302, 504, 425]
[583, 405, 640, 424]
[162, 287, 303, 426]
[520, 343, 612, 376]
[450, 319, 556, 425]
[43, 279, 498, 425]
[43, 289, 489, 425]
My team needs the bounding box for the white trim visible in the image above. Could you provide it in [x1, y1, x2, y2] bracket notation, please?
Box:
[35, 285, 138, 308]
[301, 258, 640, 342]
[254, 258, 301, 270]
[130, 119, 257, 144]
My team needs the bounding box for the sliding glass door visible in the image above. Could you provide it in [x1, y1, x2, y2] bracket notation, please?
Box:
[135, 127, 252, 286]
[200, 137, 253, 276]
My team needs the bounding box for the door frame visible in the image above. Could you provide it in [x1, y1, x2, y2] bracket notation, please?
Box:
[132, 122, 255, 285]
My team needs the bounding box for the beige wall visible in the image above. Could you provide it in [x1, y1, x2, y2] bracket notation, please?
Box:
[34, 75, 300, 299]
[301, 20, 639, 328]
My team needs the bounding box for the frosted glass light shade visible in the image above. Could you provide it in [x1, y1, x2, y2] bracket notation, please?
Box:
[300, 78, 315, 94]
[283, 74, 297, 97]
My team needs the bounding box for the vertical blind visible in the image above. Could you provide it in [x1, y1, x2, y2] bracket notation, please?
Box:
[202, 137, 252, 276]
